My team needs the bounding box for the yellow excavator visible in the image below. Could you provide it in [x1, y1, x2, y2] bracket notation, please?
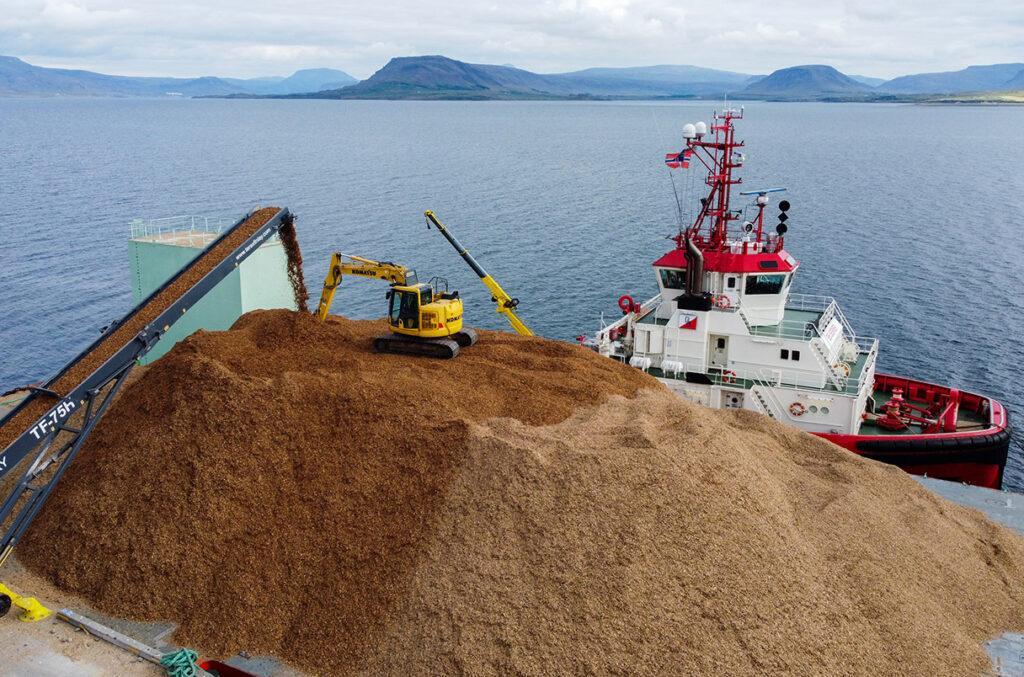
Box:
[314, 253, 477, 359]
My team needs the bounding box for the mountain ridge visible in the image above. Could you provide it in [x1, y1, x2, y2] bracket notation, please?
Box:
[0, 56, 356, 97]
[5, 54, 1024, 102]
[877, 63, 1024, 94]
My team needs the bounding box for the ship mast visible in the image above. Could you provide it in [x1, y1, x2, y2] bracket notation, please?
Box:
[681, 108, 745, 250]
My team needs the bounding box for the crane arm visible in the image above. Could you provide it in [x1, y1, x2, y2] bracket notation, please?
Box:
[314, 253, 412, 321]
[423, 211, 533, 336]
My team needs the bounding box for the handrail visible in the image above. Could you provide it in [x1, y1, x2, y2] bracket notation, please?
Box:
[129, 215, 236, 240]
[809, 336, 848, 391]
[749, 370, 788, 419]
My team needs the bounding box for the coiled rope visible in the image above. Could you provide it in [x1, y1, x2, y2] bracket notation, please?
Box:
[160, 648, 200, 677]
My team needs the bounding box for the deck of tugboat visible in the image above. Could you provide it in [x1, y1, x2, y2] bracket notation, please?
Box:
[636, 297, 877, 396]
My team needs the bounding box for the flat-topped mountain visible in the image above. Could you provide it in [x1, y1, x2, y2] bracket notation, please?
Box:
[741, 65, 872, 99]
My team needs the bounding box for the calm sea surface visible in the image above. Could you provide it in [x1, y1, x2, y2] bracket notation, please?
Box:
[1, 98, 1021, 489]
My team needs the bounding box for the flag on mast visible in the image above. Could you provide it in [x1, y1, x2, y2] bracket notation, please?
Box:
[665, 149, 693, 169]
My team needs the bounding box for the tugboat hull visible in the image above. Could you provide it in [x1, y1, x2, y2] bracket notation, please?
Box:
[818, 373, 1011, 490]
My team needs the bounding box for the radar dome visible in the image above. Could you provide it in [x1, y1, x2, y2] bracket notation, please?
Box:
[695, 121, 708, 136]
[682, 123, 697, 139]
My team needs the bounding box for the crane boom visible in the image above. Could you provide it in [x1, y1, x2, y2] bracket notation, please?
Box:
[314, 253, 414, 321]
[423, 210, 533, 337]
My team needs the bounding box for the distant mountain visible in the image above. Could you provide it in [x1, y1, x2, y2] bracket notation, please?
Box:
[310, 55, 754, 99]
[740, 65, 872, 99]
[1002, 69, 1024, 90]
[224, 68, 357, 95]
[849, 74, 886, 87]
[330, 56, 564, 98]
[878, 63, 1024, 94]
[0, 56, 356, 97]
[0, 56, 244, 97]
[551, 64, 756, 96]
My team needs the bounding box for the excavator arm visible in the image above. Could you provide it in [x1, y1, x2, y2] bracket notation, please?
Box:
[423, 211, 533, 336]
[314, 253, 413, 321]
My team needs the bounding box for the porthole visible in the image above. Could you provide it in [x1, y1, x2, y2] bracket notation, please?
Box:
[808, 405, 819, 414]
[820, 406, 830, 415]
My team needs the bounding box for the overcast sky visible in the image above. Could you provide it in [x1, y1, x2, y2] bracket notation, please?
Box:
[1, 0, 1021, 80]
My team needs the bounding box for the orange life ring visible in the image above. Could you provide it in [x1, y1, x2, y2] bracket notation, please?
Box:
[789, 402, 807, 417]
[722, 370, 737, 384]
[714, 294, 732, 309]
[618, 294, 637, 314]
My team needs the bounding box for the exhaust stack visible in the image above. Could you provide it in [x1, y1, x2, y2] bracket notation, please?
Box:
[684, 235, 704, 295]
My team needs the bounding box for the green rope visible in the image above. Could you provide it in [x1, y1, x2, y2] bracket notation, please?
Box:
[160, 648, 200, 677]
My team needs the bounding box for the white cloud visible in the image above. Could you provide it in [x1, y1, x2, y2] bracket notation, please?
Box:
[0, 0, 1020, 79]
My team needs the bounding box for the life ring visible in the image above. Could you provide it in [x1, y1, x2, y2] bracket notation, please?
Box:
[714, 295, 732, 310]
[835, 362, 852, 378]
[789, 401, 807, 417]
[722, 370, 737, 384]
[618, 294, 637, 314]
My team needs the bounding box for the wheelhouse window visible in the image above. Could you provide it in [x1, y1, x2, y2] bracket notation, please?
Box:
[745, 274, 786, 295]
[659, 268, 686, 290]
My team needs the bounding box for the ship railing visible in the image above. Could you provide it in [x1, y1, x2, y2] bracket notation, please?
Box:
[704, 362, 873, 396]
[855, 338, 880, 397]
[748, 370, 788, 420]
[595, 294, 661, 357]
[638, 295, 663, 317]
[738, 308, 818, 340]
[785, 293, 834, 312]
[788, 293, 857, 342]
[809, 337, 848, 392]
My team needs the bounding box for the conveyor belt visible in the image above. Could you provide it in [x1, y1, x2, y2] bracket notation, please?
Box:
[0, 206, 293, 565]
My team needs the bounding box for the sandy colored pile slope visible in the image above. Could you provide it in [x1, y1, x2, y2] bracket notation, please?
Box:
[17, 310, 1024, 676]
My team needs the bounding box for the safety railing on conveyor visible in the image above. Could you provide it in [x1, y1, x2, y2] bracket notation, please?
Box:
[0, 206, 294, 568]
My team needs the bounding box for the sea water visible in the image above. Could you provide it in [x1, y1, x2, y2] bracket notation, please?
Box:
[1, 98, 1021, 488]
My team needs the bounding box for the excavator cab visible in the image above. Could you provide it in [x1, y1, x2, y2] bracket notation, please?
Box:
[388, 286, 422, 330]
[386, 282, 465, 339]
[375, 280, 476, 358]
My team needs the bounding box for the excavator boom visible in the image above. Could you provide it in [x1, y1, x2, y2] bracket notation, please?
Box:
[314, 253, 413, 321]
[423, 210, 533, 337]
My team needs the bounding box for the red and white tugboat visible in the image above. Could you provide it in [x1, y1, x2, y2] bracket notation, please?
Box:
[588, 108, 1012, 489]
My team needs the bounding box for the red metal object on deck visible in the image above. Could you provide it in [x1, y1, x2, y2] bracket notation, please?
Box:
[818, 373, 1011, 490]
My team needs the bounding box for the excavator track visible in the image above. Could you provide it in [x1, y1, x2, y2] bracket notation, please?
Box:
[372, 334, 461, 359]
[452, 327, 478, 348]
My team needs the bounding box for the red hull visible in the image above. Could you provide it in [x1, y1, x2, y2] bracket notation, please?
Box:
[817, 373, 1011, 489]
